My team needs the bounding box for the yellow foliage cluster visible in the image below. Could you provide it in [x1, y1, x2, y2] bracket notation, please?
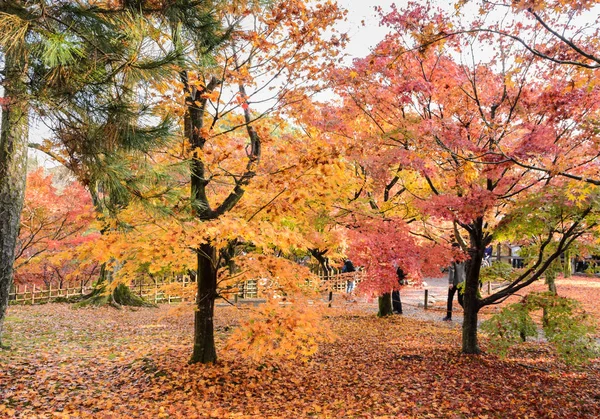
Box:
[225, 300, 336, 362]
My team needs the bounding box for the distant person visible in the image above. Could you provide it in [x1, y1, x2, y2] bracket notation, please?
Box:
[392, 267, 406, 314]
[575, 256, 588, 273]
[342, 260, 356, 293]
[443, 244, 465, 321]
[483, 245, 493, 267]
[511, 245, 523, 268]
[484, 246, 493, 259]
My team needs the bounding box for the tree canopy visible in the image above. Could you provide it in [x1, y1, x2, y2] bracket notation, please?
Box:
[2, 0, 600, 371]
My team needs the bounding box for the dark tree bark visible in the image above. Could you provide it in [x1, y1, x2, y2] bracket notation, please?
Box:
[460, 217, 486, 354]
[461, 289, 481, 354]
[309, 248, 334, 305]
[378, 292, 393, 317]
[191, 243, 218, 363]
[0, 51, 29, 348]
[459, 208, 591, 355]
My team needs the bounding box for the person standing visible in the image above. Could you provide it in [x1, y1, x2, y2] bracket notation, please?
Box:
[443, 246, 466, 321]
[342, 260, 356, 293]
[392, 267, 406, 314]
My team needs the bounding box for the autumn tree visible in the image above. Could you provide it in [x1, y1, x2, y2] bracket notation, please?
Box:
[407, 0, 600, 186]
[14, 169, 97, 287]
[154, 0, 348, 363]
[74, 112, 351, 363]
[305, 73, 453, 317]
[328, 4, 600, 353]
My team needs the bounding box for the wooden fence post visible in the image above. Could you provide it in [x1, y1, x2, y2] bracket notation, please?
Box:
[424, 289, 428, 310]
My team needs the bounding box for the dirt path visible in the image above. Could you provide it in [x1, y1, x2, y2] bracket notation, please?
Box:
[401, 276, 463, 323]
[329, 276, 465, 326]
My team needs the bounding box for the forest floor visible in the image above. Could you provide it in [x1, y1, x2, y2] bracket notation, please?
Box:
[1, 276, 600, 418]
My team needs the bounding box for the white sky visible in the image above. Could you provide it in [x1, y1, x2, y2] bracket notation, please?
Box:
[337, 1, 464, 61]
[336, 0, 400, 61]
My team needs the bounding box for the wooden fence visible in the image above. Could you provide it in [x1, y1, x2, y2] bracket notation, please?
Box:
[8, 271, 357, 305]
[9, 281, 94, 305]
[313, 269, 365, 292]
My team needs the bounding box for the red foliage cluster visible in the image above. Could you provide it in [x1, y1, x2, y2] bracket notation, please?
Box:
[14, 169, 99, 287]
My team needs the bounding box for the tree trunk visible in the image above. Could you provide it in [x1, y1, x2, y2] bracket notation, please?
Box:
[562, 250, 571, 278]
[543, 270, 558, 327]
[309, 249, 333, 305]
[378, 292, 393, 317]
[462, 218, 485, 354]
[462, 270, 481, 353]
[0, 52, 29, 349]
[461, 295, 480, 354]
[191, 243, 218, 364]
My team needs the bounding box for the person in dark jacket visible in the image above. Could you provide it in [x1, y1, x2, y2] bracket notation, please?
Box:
[392, 267, 406, 314]
[443, 246, 465, 321]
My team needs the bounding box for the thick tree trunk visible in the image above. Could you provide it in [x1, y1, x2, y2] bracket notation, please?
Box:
[0, 52, 29, 349]
[191, 243, 218, 364]
[378, 292, 393, 317]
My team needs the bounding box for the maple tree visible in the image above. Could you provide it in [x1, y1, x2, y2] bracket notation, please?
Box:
[397, 0, 600, 187]
[13, 169, 98, 288]
[344, 218, 451, 316]
[304, 62, 456, 316]
[467, 0, 600, 188]
[155, 0, 347, 363]
[79, 113, 353, 360]
[323, 3, 600, 354]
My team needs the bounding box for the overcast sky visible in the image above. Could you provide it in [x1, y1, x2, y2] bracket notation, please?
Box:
[336, 1, 399, 61]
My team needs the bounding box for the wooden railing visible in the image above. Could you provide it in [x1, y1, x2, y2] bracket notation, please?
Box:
[9, 271, 356, 305]
[9, 282, 94, 305]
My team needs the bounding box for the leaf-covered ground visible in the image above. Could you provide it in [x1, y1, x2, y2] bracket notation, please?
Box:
[1, 279, 600, 418]
[491, 275, 600, 323]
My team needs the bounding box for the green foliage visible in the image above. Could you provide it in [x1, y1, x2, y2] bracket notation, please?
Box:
[482, 292, 599, 365]
[75, 283, 155, 308]
[528, 293, 598, 365]
[480, 302, 537, 357]
[41, 33, 84, 67]
[479, 261, 514, 284]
